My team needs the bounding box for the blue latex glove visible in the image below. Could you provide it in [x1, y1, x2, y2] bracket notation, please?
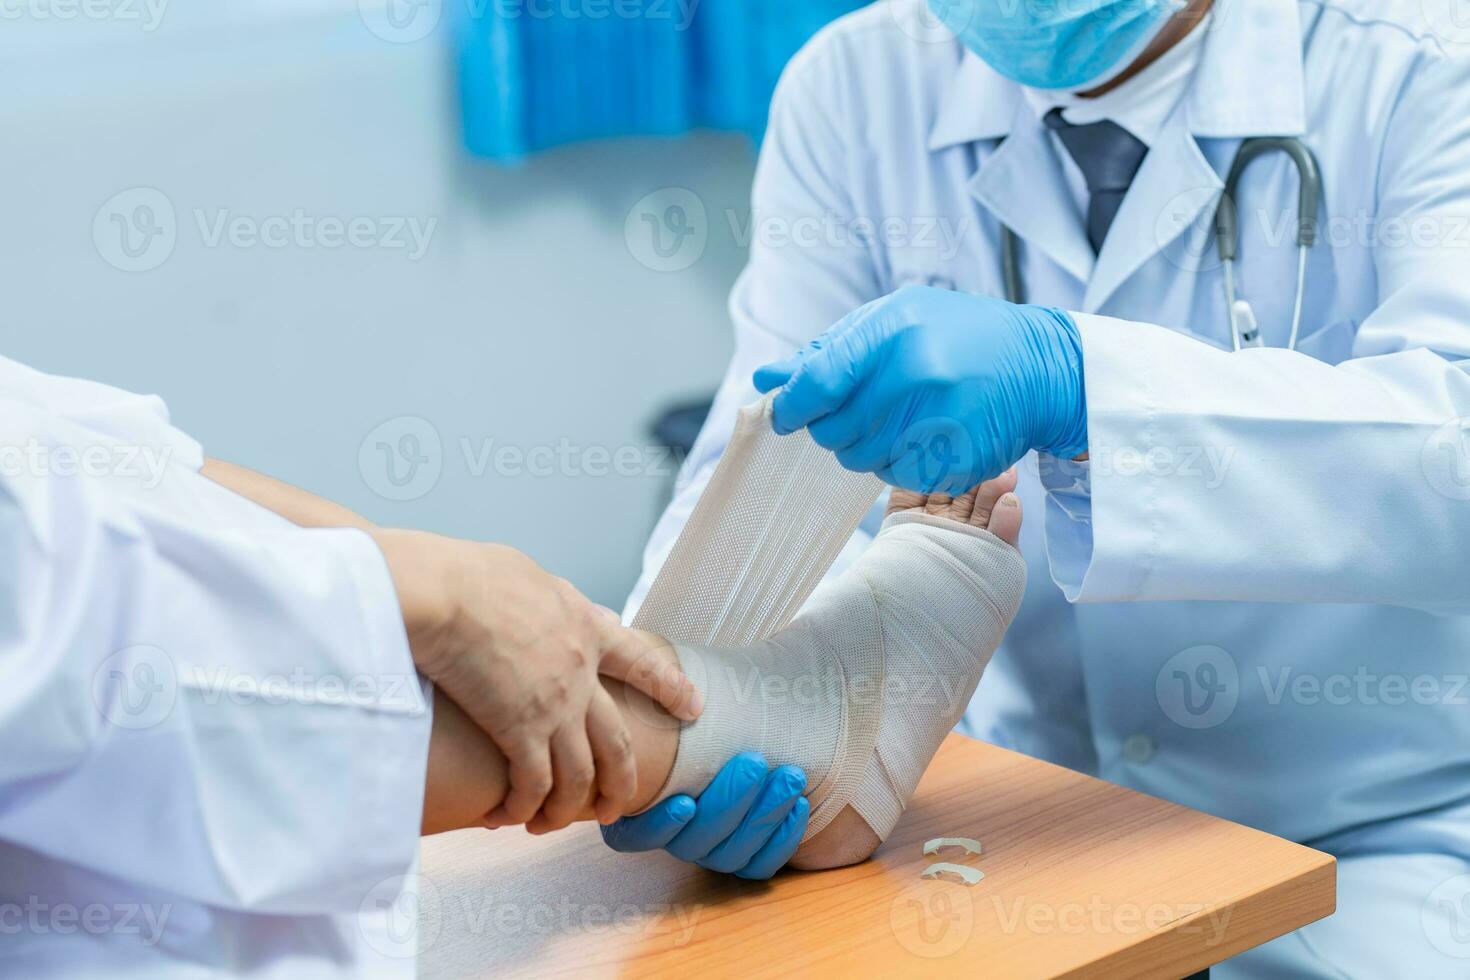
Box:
[601, 752, 808, 880]
[754, 286, 1088, 494]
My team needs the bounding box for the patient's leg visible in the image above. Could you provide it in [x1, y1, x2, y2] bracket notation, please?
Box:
[422, 678, 679, 836]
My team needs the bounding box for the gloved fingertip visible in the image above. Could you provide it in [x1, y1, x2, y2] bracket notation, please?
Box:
[774, 765, 807, 796]
[752, 367, 789, 394]
[667, 795, 697, 823]
[768, 396, 796, 436]
[735, 797, 809, 881]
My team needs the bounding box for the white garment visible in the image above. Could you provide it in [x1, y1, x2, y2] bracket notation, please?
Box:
[627, 1, 1470, 973]
[0, 355, 431, 978]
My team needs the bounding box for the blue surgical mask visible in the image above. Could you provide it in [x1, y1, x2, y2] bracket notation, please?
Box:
[928, 0, 1185, 90]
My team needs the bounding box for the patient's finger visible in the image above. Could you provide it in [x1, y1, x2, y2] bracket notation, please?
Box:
[534, 723, 597, 833]
[969, 467, 1018, 531]
[588, 685, 637, 824]
[485, 736, 553, 828]
[987, 492, 1023, 546]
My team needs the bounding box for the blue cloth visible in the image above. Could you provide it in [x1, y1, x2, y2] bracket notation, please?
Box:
[454, 0, 866, 162]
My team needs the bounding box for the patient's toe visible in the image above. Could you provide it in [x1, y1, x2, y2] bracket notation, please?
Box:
[986, 493, 1022, 546]
[886, 489, 928, 516]
[967, 467, 1018, 531]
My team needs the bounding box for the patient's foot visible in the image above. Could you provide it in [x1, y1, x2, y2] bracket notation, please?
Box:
[789, 471, 1021, 871]
[651, 471, 1025, 870]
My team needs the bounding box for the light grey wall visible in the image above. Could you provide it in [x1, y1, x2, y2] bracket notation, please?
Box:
[1, 7, 755, 607]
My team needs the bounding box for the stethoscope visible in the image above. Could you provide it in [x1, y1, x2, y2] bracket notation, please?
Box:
[999, 136, 1323, 352]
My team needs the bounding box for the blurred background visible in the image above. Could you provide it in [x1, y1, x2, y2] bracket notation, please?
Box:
[0, 0, 868, 607]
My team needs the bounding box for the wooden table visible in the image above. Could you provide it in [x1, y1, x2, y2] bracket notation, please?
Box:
[417, 733, 1335, 978]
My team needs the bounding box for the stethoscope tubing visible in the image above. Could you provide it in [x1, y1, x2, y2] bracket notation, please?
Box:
[998, 136, 1323, 352]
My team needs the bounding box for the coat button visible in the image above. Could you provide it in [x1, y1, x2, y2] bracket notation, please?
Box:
[1122, 734, 1157, 764]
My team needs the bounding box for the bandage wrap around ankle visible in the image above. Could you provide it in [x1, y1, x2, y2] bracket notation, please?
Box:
[659, 512, 1025, 842]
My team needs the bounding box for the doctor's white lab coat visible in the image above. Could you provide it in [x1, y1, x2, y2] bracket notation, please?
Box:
[0, 356, 430, 977]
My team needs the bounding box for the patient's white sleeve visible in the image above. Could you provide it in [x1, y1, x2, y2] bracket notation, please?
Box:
[0, 394, 430, 915]
[662, 512, 1026, 841]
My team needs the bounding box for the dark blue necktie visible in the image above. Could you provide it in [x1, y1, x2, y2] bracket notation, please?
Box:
[1043, 107, 1149, 254]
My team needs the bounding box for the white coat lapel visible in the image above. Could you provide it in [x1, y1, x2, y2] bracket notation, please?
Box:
[969, 101, 1095, 289]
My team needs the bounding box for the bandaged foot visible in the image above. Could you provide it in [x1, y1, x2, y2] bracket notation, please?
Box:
[653, 473, 1025, 868]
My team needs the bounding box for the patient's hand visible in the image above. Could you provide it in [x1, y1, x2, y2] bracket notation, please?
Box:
[789, 469, 1022, 871]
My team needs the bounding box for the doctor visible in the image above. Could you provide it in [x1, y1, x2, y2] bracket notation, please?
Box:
[610, 0, 1470, 973]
